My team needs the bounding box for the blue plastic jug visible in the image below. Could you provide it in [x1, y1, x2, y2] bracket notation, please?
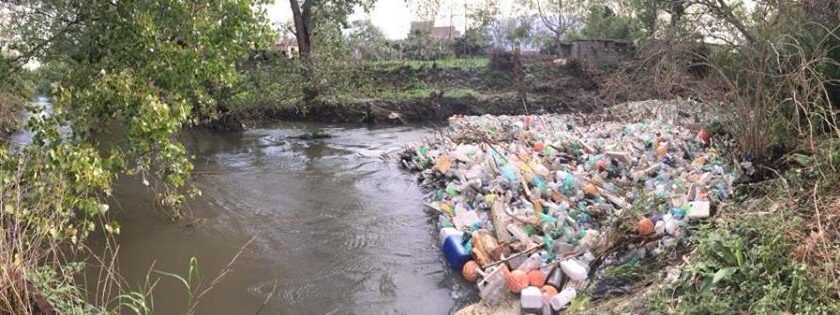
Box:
[442, 234, 471, 271]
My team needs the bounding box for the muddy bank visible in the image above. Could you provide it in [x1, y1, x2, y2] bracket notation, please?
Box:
[273, 95, 596, 123]
[206, 93, 600, 131]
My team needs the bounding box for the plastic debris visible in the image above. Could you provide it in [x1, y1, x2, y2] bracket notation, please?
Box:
[477, 265, 508, 302]
[520, 286, 543, 312]
[541, 285, 558, 298]
[550, 287, 577, 311]
[527, 269, 546, 287]
[560, 259, 588, 282]
[506, 269, 530, 293]
[442, 233, 471, 271]
[399, 100, 739, 307]
[687, 201, 710, 219]
[637, 217, 654, 236]
[462, 260, 481, 283]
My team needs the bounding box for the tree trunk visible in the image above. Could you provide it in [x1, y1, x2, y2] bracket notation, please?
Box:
[289, 0, 317, 103]
[289, 0, 312, 61]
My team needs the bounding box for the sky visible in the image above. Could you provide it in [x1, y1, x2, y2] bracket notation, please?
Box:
[264, 0, 757, 40]
[264, 0, 520, 40]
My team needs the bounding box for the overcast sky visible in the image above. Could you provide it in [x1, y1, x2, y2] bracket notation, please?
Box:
[264, 0, 756, 40]
[264, 0, 521, 40]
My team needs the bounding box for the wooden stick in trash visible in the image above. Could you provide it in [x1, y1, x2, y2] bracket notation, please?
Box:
[573, 128, 597, 154]
[598, 187, 632, 211]
[490, 199, 513, 244]
[605, 151, 631, 164]
[520, 176, 533, 199]
[579, 175, 631, 210]
[424, 203, 453, 220]
[484, 242, 544, 269]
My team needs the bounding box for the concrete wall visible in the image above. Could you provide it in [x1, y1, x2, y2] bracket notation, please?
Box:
[559, 40, 634, 65]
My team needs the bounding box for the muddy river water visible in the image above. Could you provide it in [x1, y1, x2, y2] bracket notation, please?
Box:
[109, 122, 476, 314]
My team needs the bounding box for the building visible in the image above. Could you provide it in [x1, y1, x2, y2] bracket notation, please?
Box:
[556, 39, 634, 64]
[275, 37, 299, 58]
[430, 26, 460, 40]
[409, 21, 461, 40]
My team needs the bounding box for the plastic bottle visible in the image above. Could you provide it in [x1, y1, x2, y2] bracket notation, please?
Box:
[560, 259, 588, 281]
[545, 265, 564, 288]
[452, 208, 479, 230]
[517, 253, 542, 271]
[500, 163, 520, 182]
[477, 265, 508, 302]
[521, 286, 543, 313]
[550, 287, 577, 311]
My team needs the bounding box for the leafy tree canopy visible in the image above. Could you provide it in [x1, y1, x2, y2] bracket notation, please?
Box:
[2, 0, 274, 217]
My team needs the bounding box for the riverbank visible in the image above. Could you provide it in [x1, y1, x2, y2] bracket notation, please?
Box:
[212, 57, 602, 129]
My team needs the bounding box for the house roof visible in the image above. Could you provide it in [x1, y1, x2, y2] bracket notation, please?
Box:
[409, 21, 460, 39]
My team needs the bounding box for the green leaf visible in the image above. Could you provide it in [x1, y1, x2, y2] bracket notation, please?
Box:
[712, 267, 737, 284]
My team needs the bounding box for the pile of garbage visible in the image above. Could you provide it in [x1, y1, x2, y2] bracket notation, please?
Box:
[399, 101, 739, 313]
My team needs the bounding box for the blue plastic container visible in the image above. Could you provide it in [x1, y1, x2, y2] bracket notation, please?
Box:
[442, 234, 472, 271]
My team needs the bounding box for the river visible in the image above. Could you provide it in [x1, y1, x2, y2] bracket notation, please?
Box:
[109, 122, 477, 314]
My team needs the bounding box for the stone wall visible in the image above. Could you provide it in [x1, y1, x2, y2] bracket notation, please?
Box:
[558, 39, 634, 65]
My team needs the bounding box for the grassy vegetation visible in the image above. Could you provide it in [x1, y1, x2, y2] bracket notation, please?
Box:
[232, 57, 497, 112]
[366, 57, 489, 71]
[663, 203, 837, 313]
[230, 54, 589, 120]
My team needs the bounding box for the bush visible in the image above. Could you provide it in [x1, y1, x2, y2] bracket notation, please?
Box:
[660, 196, 838, 314]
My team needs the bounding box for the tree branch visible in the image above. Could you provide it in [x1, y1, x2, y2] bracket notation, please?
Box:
[9, 17, 84, 67]
[695, 0, 757, 44]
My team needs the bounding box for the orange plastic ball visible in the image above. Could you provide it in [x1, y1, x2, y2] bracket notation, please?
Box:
[462, 261, 480, 283]
[541, 285, 558, 298]
[527, 269, 546, 287]
[505, 269, 530, 293]
[584, 183, 599, 196]
[533, 142, 545, 152]
[637, 218, 654, 236]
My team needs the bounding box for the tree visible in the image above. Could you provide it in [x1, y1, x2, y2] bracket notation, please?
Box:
[625, 0, 688, 37]
[3, 0, 273, 216]
[578, 2, 642, 40]
[287, 0, 374, 102]
[489, 15, 536, 50]
[347, 19, 392, 60]
[457, 0, 499, 56]
[529, 0, 582, 46]
[507, 15, 536, 49]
